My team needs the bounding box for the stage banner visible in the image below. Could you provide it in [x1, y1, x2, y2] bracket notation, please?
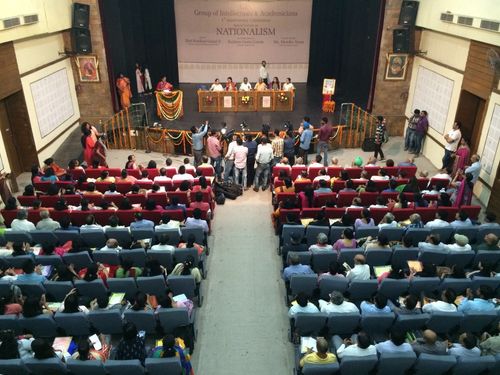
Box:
[174, 0, 312, 64]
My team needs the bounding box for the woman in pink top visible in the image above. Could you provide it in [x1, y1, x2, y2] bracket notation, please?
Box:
[1, 290, 23, 316]
[298, 185, 314, 209]
[333, 228, 357, 252]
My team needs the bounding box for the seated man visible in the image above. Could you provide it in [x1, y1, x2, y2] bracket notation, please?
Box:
[432, 166, 453, 181]
[153, 168, 172, 184]
[314, 179, 332, 195]
[422, 288, 458, 313]
[418, 234, 445, 252]
[449, 332, 480, 358]
[313, 169, 331, 184]
[346, 254, 370, 281]
[376, 328, 413, 354]
[17, 259, 46, 283]
[150, 234, 175, 252]
[288, 292, 319, 317]
[130, 212, 154, 230]
[299, 337, 337, 368]
[239, 77, 252, 91]
[360, 293, 392, 315]
[172, 165, 194, 182]
[371, 168, 390, 181]
[308, 232, 333, 252]
[411, 329, 447, 356]
[479, 212, 499, 227]
[309, 211, 330, 227]
[184, 208, 209, 234]
[333, 331, 376, 359]
[457, 286, 495, 313]
[475, 233, 499, 251]
[425, 211, 450, 228]
[308, 155, 323, 171]
[282, 254, 314, 282]
[318, 291, 359, 314]
[450, 211, 473, 227]
[182, 157, 196, 174]
[444, 234, 472, 252]
[388, 294, 422, 315]
[99, 238, 122, 252]
[80, 214, 103, 231]
[10, 209, 36, 231]
[397, 157, 416, 167]
[36, 210, 61, 231]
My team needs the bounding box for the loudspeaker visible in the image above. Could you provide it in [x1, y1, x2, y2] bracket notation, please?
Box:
[73, 3, 90, 28]
[399, 1, 419, 26]
[393, 27, 411, 53]
[72, 27, 92, 53]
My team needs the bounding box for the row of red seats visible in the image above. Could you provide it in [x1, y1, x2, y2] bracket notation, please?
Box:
[66, 166, 215, 180]
[278, 205, 481, 224]
[1, 208, 209, 227]
[272, 165, 417, 180]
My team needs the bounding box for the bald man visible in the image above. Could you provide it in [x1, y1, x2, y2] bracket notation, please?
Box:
[411, 329, 447, 355]
[476, 233, 499, 251]
[346, 254, 370, 281]
[464, 154, 481, 183]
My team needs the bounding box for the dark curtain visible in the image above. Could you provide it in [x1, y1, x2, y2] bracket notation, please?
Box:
[307, 0, 383, 108]
[100, 0, 179, 107]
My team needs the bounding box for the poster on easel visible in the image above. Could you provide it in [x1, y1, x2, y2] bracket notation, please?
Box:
[322, 78, 336, 95]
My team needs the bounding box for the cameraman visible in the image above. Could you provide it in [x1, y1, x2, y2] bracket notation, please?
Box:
[207, 129, 222, 181]
[191, 121, 209, 168]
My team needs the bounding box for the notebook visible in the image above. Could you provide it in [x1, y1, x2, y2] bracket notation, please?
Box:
[52, 337, 72, 353]
[373, 265, 392, 278]
[108, 293, 125, 306]
[173, 294, 188, 303]
[46, 302, 62, 312]
[407, 260, 423, 273]
[89, 334, 102, 350]
[300, 337, 317, 353]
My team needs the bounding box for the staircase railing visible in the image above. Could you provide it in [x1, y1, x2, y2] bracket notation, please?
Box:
[338, 103, 379, 148]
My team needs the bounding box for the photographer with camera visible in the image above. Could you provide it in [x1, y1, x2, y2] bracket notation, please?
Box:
[207, 129, 222, 181]
[191, 120, 209, 168]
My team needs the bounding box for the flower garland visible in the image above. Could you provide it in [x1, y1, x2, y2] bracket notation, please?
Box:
[156, 91, 184, 121]
[241, 95, 251, 104]
[278, 92, 288, 103]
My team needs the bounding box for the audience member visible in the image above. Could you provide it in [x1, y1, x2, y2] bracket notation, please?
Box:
[449, 332, 480, 358]
[115, 322, 146, 364]
[288, 292, 319, 317]
[411, 329, 447, 356]
[282, 254, 314, 282]
[360, 293, 391, 315]
[375, 328, 413, 354]
[299, 337, 337, 367]
[457, 286, 495, 312]
[318, 291, 358, 313]
[309, 232, 333, 252]
[333, 331, 376, 359]
[346, 255, 370, 281]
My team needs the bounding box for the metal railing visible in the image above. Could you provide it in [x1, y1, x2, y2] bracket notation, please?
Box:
[338, 103, 378, 148]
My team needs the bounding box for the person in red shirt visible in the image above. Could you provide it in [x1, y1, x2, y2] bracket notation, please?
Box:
[190, 191, 211, 219]
[156, 76, 173, 91]
[317, 117, 333, 167]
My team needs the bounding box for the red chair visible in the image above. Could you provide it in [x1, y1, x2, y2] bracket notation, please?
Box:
[293, 181, 311, 193]
[147, 193, 168, 206]
[115, 209, 137, 226]
[429, 178, 451, 189]
[39, 195, 61, 207]
[437, 206, 458, 222]
[276, 193, 297, 206]
[279, 208, 301, 223]
[331, 180, 346, 192]
[116, 183, 133, 194]
[345, 208, 363, 220]
[423, 194, 439, 202]
[391, 208, 414, 221]
[50, 210, 71, 223]
[107, 168, 122, 177]
[85, 168, 105, 179]
[359, 192, 379, 206]
[83, 194, 105, 205]
[370, 207, 389, 224]
[172, 180, 193, 190]
[344, 167, 362, 179]
[145, 168, 159, 179]
[126, 193, 147, 206]
[165, 167, 177, 178]
[272, 166, 292, 178]
[273, 179, 284, 189]
[70, 210, 94, 226]
[381, 192, 398, 201]
[68, 168, 86, 180]
[301, 208, 323, 218]
[417, 178, 430, 190]
[1, 210, 18, 227]
[93, 210, 115, 226]
[415, 207, 437, 223]
[459, 205, 481, 221]
[102, 194, 124, 206]
[95, 182, 111, 193]
[403, 193, 416, 202]
[141, 210, 163, 224]
[384, 167, 399, 177]
[136, 181, 153, 190]
[27, 209, 43, 224]
[163, 209, 186, 222]
[17, 196, 37, 207]
[373, 180, 390, 192]
[308, 167, 324, 180]
[337, 192, 358, 207]
[157, 180, 174, 191]
[325, 207, 346, 219]
[186, 208, 209, 220]
[196, 166, 214, 177]
[291, 166, 307, 180]
[326, 166, 342, 179]
[363, 166, 380, 178]
[33, 181, 53, 193]
[186, 168, 197, 177]
[168, 191, 190, 205]
[351, 180, 366, 189]
[126, 169, 141, 179]
[395, 178, 409, 186]
[398, 166, 417, 178]
[313, 193, 337, 207]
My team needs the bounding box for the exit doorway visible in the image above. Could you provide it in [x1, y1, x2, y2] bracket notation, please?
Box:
[455, 90, 486, 153]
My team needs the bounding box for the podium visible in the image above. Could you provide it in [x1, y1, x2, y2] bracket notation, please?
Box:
[197, 90, 294, 112]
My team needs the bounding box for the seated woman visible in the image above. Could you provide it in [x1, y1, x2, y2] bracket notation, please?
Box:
[294, 157, 306, 167]
[177, 234, 205, 256]
[191, 176, 214, 199]
[115, 259, 143, 278]
[115, 322, 146, 365]
[318, 261, 345, 280]
[96, 170, 115, 183]
[270, 76, 280, 90]
[333, 228, 357, 252]
[225, 76, 237, 91]
[298, 185, 314, 209]
[274, 177, 294, 194]
[309, 233, 334, 252]
[22, 184, 36, 196]
[59, 288, 88, 314]
[40, 167, 58, 183]
[0, 329, 34, 360]
[0, 290, 22, 316]
[149, 334, 194, 374]
[387, 192, 409, 210]
[78, 262, 109, 287]
[360, 293, 391, 315]
[72, 336, 110, 361]
[354, 208, 375, 231]
[144, 259, 167, 277]
[364, 233, 391, 251]
[43, 158, 66, 178]
[171, 255, 202, 284]
[32, 338, 68, 361]
[139, 170, 152, 182]
[129, 291, 153, 311]
[22, 294, 52, 317]
[156, 289, 194, 318]
[51, 263, 80, 282]
[331, 214, 354, 228]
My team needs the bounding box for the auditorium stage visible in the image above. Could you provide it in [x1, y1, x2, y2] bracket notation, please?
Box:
[134, 83, 340, 132]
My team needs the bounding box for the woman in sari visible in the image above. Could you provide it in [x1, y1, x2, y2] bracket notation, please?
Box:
[116, 73, 132, 109]
[452, 138, 470, 176]
[453, 172, 474, 207]
[149, 334, 194, 375]
[81, 129, 95, 166]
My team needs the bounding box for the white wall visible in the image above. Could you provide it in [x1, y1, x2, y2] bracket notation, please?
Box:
[419, 30, 470, 72]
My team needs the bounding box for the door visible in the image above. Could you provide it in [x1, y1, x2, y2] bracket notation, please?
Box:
[487, 162, 500, 216]
[455, 90, 486, 153]
[0, 99, 22, 175]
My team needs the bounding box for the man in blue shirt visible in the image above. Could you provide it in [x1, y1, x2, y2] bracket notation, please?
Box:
[191, 121, 209, 168]
[299, 117, 313, 164]
[130, 212, 154, 230]
[282, 254, 314, 282]
[17, 259, 46, 283]
[458, 286, 495, 312]
[464, 154, 481, 183]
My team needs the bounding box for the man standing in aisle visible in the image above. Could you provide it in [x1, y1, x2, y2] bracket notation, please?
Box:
[253, 137, 273, 192]
[232, 137, 249, 190]
[244, 134, 258, 188]
[207, 129, 222, 181]
[271, 129, 284, 167]
[317, 117, 333, 166]
[413, 110, 428, 157]
[259, 60, 269, 85]
[442, 121, 462, 170]
[405, 109, 420, 152]
[224, 134, 238, 183]
[299, 118, 313, 164]
[373, 116, 386, 161]
[191, 121, 209, 168]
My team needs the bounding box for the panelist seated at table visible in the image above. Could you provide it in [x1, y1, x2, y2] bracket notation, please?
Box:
[209, 78, 224, 91]
[254, 77, 268, 91]
[225, 77, 237, 91]
[283, 77, 295, 92]
[239, 77, 252, 91]
[270, 76, 280, 90]
[156, 76, 173, 92]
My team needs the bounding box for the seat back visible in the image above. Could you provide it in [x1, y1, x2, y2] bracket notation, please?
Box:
[4, 231, 32, 244]
[156, 308, 190, 334]
[0, 359, 30, 375]
[286, 251, 311, 266]
[180, 227, 205, 245]
[454, 226, 479, 244]
[393, 313, 430, 332]
[302, 363, 340, 375]
[5, 255, 35, 269]
[473, 250, 500, 267]
[123, 310, 157, 334]
[408, 277, 441, 295]
[418, 250, 447, 266]
[293, 312, 328, 337]
[471, 276, 500, 293]
[167, 275, 197, 299]
[365, 249, 392, 266]
[0, 315, 20, 334]
[377, 352, 417, 375]
[30, 231, 58, 245]
[355, 227, 380, 239]
[391, 248, 419, 269]
[337, 192, 358, 207]
[107, 277, 139, 301]
[445, 251, 475, 268]
[289, 274, 318, 297]
[318, 276, 349, 300]
[361, 313, 395, 337]
[24, 357, 68, 375]
[106, 228, 133, 247]
[66, 358, 107, 375]
[414, 353, 456, 375]
[145, 358, 183, 375]
[54, 311, 91, 336]
[136, 275, 167, 296]
[155, 228, 181, 245]
[451, 355, 495, 375]
[19, 314, 58, 337]
[313, 193, 337, 207]
[326, 312, 360, 336]
[104, 359, 145, 375]
[79, 229, 107, 248]
[311, 251, 337, 273]
[339, 355, 378, 375]
[439, 278, 472, 295]
[329, 226, 350, 243]
[62, 251, 93, 270]
[348, 280, 378, 302]
[93, 250, 121, 265]
[74, 279, 108, 299]
[337, 248, 364, 267]
[426, 311, 463, 334]
[429, 227, 454, 243]
[406, 228, 431, 246]
[460, 310, 497, 333]
[35, 255, 63, 267]
[15, 282, 45, 298]
[173, 247, 199, 266]
[43, 280, 73, 302]
[120, 248, 147, 268]
[147, 250, 174, 271]
[378, 279, 409, 300]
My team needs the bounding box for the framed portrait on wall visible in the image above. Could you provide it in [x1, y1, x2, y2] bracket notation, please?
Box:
[75, 55, 100, 82]
[385, 53, 408, 80]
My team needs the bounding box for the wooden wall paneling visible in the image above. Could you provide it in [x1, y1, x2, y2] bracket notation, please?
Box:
[0, 42, 22, 100]
[462, 41, 498, 100]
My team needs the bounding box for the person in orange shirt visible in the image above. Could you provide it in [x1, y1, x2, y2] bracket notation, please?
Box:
[116, 73, 132, 109]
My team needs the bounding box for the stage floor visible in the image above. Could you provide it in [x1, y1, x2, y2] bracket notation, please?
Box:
[134, 83, 339, 132]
